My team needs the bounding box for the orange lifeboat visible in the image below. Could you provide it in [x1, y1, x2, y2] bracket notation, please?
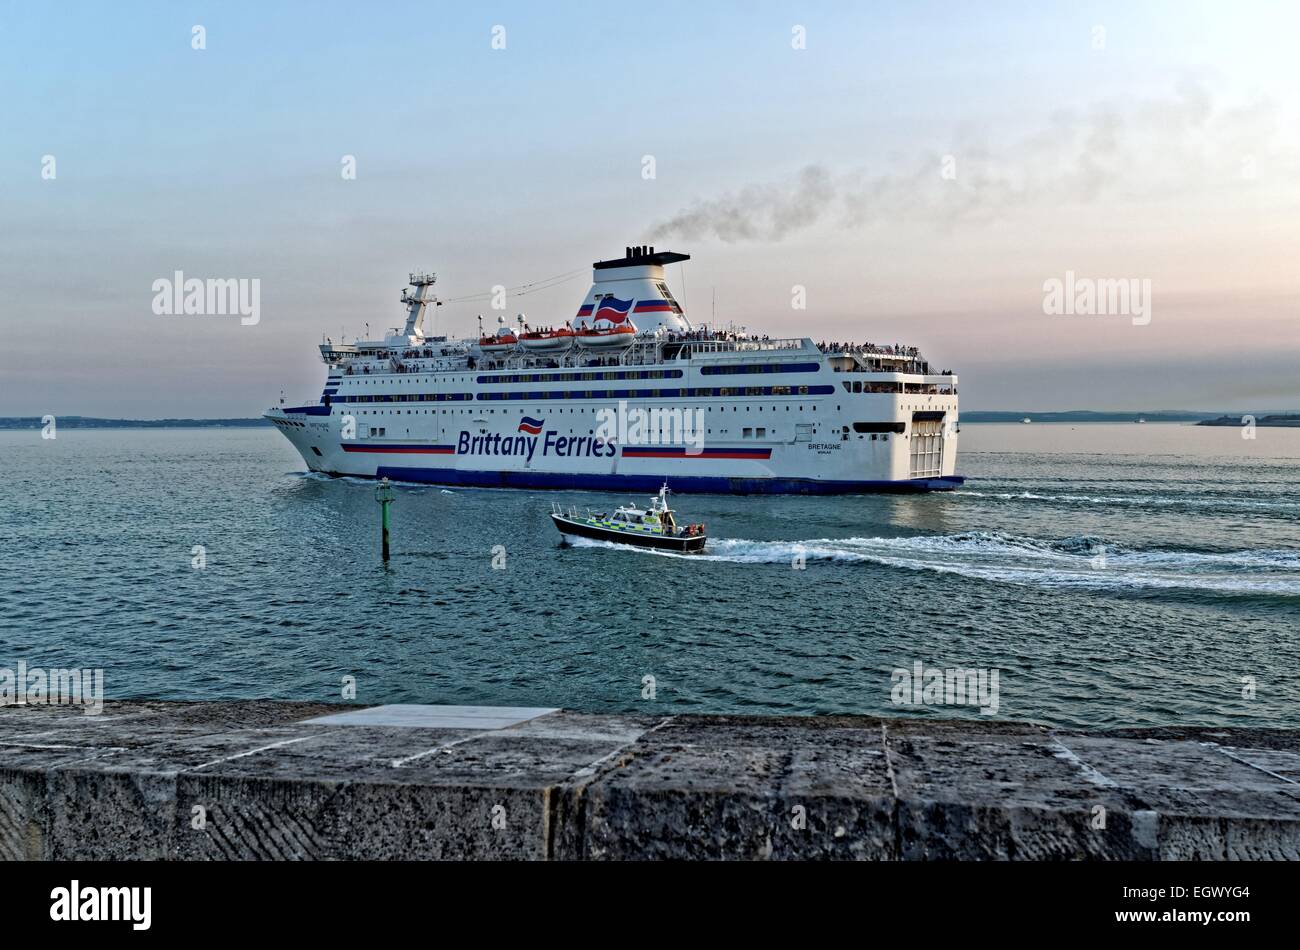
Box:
[477, 314, 519, 353]
[519, 325, 576, 352]
[575, 322, 637, 348]
[479, 328, 518, 353]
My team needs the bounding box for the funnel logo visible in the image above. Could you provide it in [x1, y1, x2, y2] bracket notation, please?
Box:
[517, 416, 544, 435]
[594, 297, 633, 323]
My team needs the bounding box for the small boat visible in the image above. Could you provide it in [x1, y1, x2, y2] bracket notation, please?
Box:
[551, 484, 707, 552]
[1022, 417, 1032, 424]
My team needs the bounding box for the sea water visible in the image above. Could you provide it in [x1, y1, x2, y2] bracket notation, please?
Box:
[1, 424, 1296, 728]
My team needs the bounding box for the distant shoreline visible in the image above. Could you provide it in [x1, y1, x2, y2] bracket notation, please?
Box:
[0, 417, 270, 430]
[1195, 414, 1300, 428]
[960, 410, 1296, 424]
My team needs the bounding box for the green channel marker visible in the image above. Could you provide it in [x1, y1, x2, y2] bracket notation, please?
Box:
[375, 477, 394, 561]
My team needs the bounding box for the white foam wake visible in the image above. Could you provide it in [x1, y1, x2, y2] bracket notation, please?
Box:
[954, 489, 1300, 513]
[567, 531, 1300, 595]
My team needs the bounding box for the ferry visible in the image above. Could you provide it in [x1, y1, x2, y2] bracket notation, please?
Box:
[265, 246, 962, 494]
[551, 484, 707, 553]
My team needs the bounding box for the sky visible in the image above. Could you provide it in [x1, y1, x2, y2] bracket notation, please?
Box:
[1, 0, 1297, 415]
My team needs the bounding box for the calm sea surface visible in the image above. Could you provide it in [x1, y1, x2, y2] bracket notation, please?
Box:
[2, 424, 1297, 728]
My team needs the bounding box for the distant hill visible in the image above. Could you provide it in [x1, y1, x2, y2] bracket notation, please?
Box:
[0, 416, 270, 430]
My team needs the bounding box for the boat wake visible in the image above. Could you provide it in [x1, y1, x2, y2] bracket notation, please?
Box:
[953, 489, 1300, 514]
[292, 471, 430, 490]
[568, 531, 1300, 595]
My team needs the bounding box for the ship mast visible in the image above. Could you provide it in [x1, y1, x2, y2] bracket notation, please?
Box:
[400, 272, 439, 339]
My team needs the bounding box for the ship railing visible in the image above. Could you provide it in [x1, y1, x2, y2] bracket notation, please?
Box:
[616, 340, 666, 366]
[679, 338, 806, 356]
[484, 340, 664, 371]
[840, 362, 932, 375]
[821, 344, 923, 359]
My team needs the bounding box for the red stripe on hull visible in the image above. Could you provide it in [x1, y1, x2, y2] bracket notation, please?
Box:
[622, 450, 773, 460]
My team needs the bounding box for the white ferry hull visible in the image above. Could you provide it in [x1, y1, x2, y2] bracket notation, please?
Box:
[265, 248, 963, 494]
[266, 380, 962, 494]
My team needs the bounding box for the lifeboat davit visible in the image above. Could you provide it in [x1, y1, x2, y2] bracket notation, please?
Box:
[519, 326, 576, 352]
[576, 321, 637, 348]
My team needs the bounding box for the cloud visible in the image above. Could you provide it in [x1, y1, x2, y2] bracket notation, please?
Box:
[650, 81, 1289, 243]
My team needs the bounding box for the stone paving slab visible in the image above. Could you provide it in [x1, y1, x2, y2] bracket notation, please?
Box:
[1, 701, 1297, 860]
[302, 704, 560, 730]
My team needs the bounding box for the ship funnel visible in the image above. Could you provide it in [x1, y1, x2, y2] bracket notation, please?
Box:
[570, 247, 694, 335]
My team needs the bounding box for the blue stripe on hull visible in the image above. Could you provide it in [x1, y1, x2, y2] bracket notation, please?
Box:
[367, 466, 965, 494]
